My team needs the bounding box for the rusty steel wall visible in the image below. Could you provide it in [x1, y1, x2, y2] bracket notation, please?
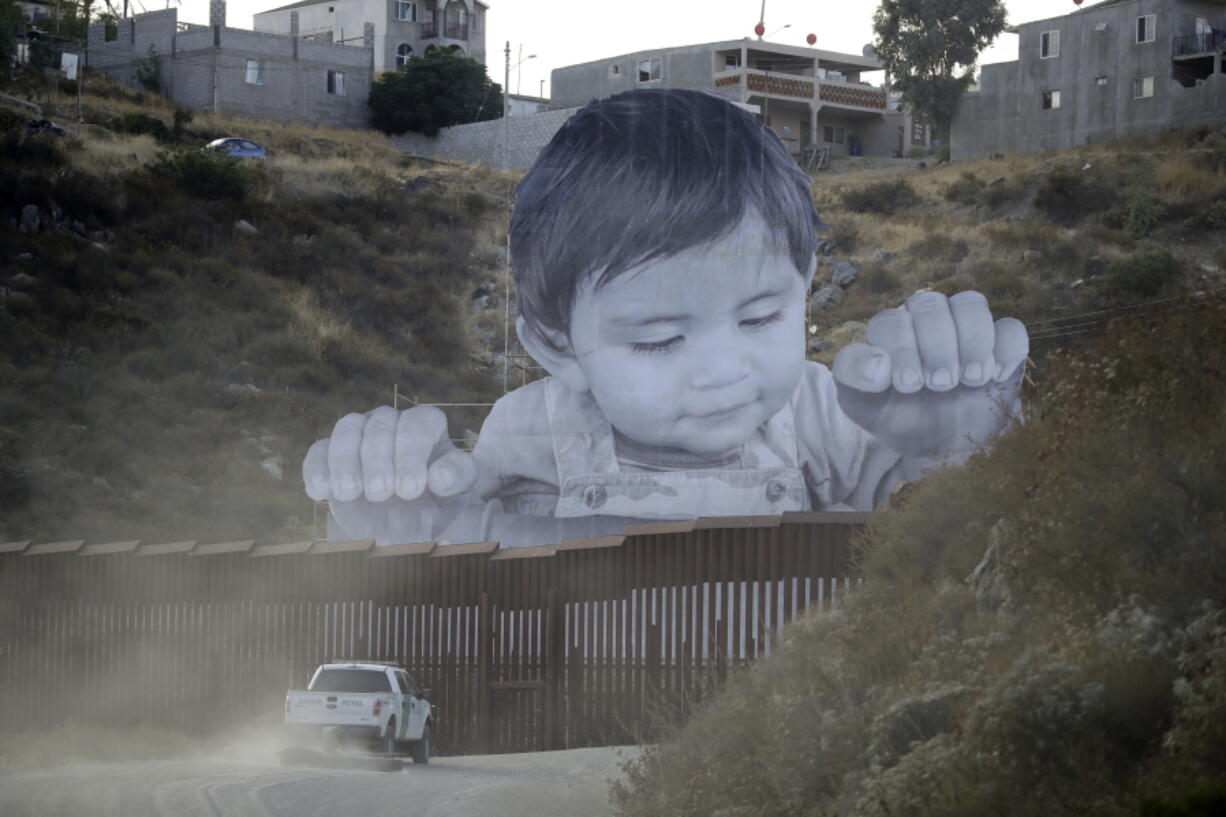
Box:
[0, 513, 866, 754]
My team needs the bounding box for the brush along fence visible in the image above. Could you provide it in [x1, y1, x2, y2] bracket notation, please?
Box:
[0, 512, 866, 754]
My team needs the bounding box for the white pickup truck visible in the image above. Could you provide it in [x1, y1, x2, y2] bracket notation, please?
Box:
[284, 662, 434, 764]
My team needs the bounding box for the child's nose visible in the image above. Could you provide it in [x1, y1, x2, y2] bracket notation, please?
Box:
[688, 344, 751, 391]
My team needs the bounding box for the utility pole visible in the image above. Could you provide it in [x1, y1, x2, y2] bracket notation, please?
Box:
[77, 0, 87, 121]
[502, 40, 510, 170]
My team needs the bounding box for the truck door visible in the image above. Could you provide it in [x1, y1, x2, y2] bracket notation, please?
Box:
[400, 670, 428, 740]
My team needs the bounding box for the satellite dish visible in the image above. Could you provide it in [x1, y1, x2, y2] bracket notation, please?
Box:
[862, 43, 876, 57]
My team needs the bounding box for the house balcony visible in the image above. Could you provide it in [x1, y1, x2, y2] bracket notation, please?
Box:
[420, 20, 437, 38]
[714, 69, 888, 111]
[444, 22, 467, 39]
[1172, 29, 1226, 57]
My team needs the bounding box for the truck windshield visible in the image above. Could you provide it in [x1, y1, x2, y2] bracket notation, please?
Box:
[309, 669, 393, 692]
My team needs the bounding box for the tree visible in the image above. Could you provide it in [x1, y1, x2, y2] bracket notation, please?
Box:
[368, 52, 503, 136]
[872, 0, 1007, 147]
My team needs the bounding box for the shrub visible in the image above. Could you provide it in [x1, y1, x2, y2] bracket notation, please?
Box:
[861, 263, 901, 294]
[841, 178, 920, 214]
[111, 112, 171, 141]
[908, 232, 969, 262]
[945, 171, 985, 205]
[147, 150, 252, 200]
[1, 130, 68, 167]
[827, 218, 860, 254]
[1104, 247, 1180, 300]
[1034, 168, 1106, 222]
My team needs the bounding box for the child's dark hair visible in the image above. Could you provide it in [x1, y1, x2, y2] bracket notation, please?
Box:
[511, 88, 823, 347]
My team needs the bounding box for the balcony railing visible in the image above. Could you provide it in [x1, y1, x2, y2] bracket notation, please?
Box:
[1173, 29, 1226, 56]
[818, 81, 887, 110]
[420, 21, 437, 38]
[444, 22, 468, 39]
[746, 70, 815, 100]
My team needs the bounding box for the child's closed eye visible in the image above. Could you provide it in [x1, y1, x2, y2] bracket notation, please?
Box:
[631, 336, 683, 355]
[739, 310, 785, 330]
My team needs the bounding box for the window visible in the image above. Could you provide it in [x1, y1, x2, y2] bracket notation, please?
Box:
[608, 63, 620, 78]
[1094, 22, 1107, 32]
[823, 126, 844, 144]
[327, 69, 345, 95]
[308, 669, 392, 693]
[1095, 76, 1109, 86]
[394, 0, 416, 22]
[396, 42, 412, 67]
[1134, 75, 1154, 98]
[724, 53, 741, 68]
[637, 58, 661, 83]
[245, 59, 266, 85]
[1040, 29, 1059, 59]
[1136, 14, 1155, 43]
[1041, 89, 1061, 109]
[470, 10, 480, 32]
[755, 59, 773, 71]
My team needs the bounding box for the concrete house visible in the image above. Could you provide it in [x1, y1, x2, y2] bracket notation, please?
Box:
[549, 39, 927, 159]
[953, 0, 1226, 159]
[87, 0, 373, 128]
[253, 0, 487, 74]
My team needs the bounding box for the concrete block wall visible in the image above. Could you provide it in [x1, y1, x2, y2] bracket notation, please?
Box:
[390, 106, 581, 168]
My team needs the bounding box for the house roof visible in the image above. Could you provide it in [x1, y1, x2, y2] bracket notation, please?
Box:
[257, 0, 486, 14]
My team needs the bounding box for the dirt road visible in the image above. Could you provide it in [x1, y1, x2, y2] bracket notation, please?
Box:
[0, 746, 634, 817]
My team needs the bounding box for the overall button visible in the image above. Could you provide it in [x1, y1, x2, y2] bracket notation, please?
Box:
[583, 484, 607, 510]
[765, 480, 787, 502]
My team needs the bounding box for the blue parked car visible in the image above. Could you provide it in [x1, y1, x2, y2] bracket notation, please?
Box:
[205, 138, 267, 158]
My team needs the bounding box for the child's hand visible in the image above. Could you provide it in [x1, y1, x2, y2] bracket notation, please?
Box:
[832, 291, 1029, 459]
[302, 405, 478, 504]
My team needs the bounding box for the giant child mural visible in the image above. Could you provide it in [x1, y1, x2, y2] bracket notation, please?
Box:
[302, 89, 1029, 547]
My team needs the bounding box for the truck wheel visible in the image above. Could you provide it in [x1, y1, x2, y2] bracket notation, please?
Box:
[379, 719, 398, 756]
[411, 724, 431, 765]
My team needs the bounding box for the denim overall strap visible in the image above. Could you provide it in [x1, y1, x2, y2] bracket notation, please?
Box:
[545, 378, 810, 519]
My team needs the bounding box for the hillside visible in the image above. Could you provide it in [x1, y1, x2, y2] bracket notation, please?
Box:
[2, 74, 1225, 551]
[1, 74, 510, 543]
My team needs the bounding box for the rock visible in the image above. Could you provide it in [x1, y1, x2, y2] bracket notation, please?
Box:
[1, 289, 36, 311]
[1084, 256, 1107, 278]
[90, 242, 109, 252]
[871, 249, 894, 264]
[811, 285, 845, 310]
[16, 253, 33, 261]
[19, 205, 39, 234]
[1082, 162, 1092, 171]
[831, 260, 859, 288]
[806, 336, 834, 355]
[235, 219, 258, 234]
[815, 238, 838, 256]
[916, 161, 927, 170]
[966, 520, 1016, 614]
[70, 219, 87, 235]
[225, 383, 262, 397]
[6, 273, 38, 289]
[1199, 260, 1221, 274]
[473, 294, 498, 310]
[472, 280, 497, 298]
[1070, 278, 1086, 289]
[494, 246, 509, 266]
[260, 456, 283, 480]
[1023, 250, 1041, 263]
[990, 176, 1006, 186]
[49, 201, 63, 222]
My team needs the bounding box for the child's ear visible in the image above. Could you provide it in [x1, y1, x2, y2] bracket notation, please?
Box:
[516, 317, 590, 394]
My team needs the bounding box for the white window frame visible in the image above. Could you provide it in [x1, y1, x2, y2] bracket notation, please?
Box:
[470, 10, 480, 32]
[1040, 29, 1060, 59]
[327, 69, 345, 95]
[823, 125, 844, 144]
[245, 59, 266, 85]
[396, 43, 412, 67]
[1136, 14, 1155, 43]
[724, 53, 741, 69]
[394, 0, 416, 22]
[637, 57, 662, 83]
[1095, 76, 1108, 86]
[1041, 89, 1061, 110]
[1134, 75, 1154, 98]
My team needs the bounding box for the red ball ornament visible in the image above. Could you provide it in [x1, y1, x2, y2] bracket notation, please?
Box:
[1074, 0, 1083, 4]
[754, 22, 766, 36]
[806, 33, 817, 45]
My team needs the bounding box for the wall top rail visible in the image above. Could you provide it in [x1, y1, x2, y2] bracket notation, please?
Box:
[189, 540, 255, 556]
[80, 540, 140, 556]
[310, 538, 373, 555]
[0, 513, 876, 563]
[430, 540, 499, 558]
[251, 541, 313, 558]
[370, 541, 437, 558]
[557, 534, 624, 552]
[23, 540, 85, 556]
[490, 543, 557, 560]
[135, 540, 195, 557]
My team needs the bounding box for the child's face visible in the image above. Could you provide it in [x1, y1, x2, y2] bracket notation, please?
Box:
[565, 214, 810, 456]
